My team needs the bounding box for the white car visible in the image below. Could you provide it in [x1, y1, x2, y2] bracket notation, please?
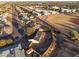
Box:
[37, 13, 42, 16]
[51, 11, 59, 14]
[44, 11, 50, 15]
[30, 16, 34, 19]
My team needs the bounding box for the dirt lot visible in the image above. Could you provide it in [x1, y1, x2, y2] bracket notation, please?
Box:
[39, 14, 79, 32]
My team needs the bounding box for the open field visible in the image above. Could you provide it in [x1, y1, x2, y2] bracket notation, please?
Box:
[39, 14, 79, 33]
